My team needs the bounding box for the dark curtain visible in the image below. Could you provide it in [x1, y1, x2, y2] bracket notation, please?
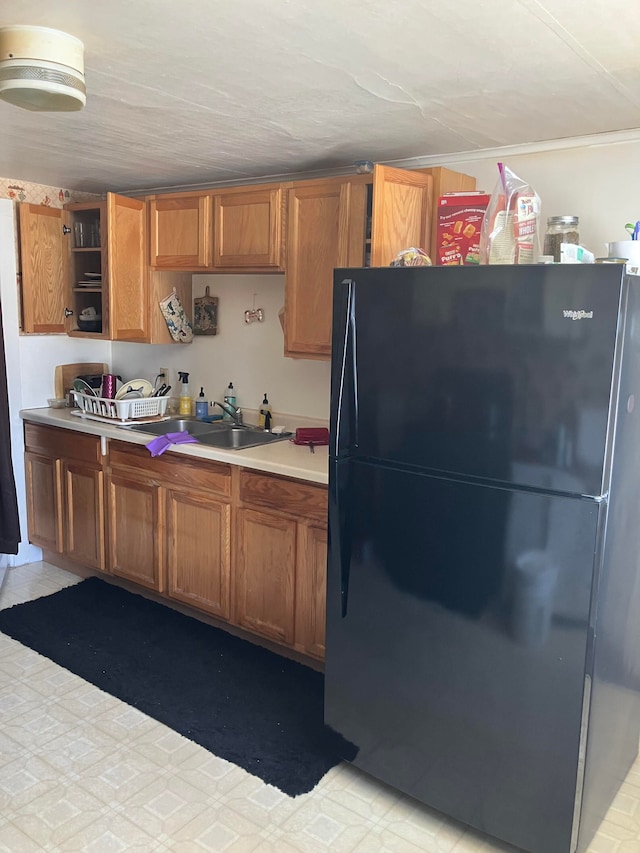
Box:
[0, 300, 20, 554]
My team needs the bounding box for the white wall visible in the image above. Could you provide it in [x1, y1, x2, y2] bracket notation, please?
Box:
[0, 199, 110, 565]
[111, 275, 332, 421]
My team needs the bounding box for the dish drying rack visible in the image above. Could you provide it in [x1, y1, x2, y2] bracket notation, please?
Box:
[73, 391, 169, 422]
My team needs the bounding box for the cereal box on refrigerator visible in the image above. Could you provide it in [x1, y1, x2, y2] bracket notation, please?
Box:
[436, 192, 490, 265]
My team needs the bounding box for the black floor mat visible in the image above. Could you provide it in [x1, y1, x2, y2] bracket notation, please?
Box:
[0, 577, 354, 795]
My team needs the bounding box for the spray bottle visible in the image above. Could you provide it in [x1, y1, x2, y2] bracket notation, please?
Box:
[178, 372, 192, 416]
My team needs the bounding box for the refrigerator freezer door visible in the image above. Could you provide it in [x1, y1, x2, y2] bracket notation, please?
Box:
[331, 265, 624, 496]
[325, 459, 602, 853]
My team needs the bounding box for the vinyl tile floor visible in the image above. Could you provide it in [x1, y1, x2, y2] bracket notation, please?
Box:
[1, 562, 639, 853]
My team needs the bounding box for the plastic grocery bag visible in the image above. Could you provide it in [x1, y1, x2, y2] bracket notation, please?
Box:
[479, 163, 541, 264]
[389, 247, 432, 267]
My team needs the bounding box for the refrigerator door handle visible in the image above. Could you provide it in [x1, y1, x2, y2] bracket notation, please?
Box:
[333, 279, 358, 456]
[329, 460, 352, 619]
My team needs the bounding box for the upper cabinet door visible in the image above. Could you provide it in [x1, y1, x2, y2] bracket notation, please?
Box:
[149, 193, 211, 270]
[212, 186, 285, 270]
[369, 165, 433, 266]
[107, 193, 148, 341]
[285, 178, 367, 359]
[19, 204, 69, 334]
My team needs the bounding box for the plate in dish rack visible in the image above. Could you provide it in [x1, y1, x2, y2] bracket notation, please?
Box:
[115, 379, 153, 400]
[73, 378, 98, 397]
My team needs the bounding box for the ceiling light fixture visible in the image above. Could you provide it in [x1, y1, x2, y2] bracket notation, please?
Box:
[0, 25, 85, 112]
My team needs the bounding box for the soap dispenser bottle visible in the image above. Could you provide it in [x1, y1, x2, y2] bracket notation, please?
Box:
[178, 372, 192, 416]
[258, 393, 272, 429]
[223, 381, 236, 420]
[195, 387, 208, 419]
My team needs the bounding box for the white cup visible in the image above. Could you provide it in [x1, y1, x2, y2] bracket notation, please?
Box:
[606, 241, 640, 274]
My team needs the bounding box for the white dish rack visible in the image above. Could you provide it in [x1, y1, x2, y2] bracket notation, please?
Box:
[73, 390, 169, 422]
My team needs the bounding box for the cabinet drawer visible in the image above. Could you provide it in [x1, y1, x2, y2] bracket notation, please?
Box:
[109, 441, 232, 497]
[239, 469, 327, 523]
[24, 423, 101, 464]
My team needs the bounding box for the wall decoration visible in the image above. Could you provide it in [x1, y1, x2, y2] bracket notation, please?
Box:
[193, 285, 218, 335]
[0, 175, 99, 208]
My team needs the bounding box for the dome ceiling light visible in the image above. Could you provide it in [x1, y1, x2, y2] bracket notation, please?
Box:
[0, 25, 85, 112]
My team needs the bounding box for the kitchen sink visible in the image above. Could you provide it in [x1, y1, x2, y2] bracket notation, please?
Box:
[124, 418, 292, 450]
[196, 427, 291, 450]
[126, 418, 220, 436]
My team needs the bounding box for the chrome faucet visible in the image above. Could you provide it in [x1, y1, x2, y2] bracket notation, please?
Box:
[212, 400, 243, 425]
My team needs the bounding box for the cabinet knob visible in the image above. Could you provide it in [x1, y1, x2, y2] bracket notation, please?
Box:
[64, 308, 74, 317]
[62, 225, 71, 235]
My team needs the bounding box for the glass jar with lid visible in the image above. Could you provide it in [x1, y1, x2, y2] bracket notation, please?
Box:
[543, 216, 580, 263]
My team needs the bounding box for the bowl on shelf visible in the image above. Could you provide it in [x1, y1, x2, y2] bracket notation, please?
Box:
[47, 398, 67, 409]
[77, 318, 102, 332]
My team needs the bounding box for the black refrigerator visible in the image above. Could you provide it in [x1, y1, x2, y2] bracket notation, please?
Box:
[324, 264, 640, 853]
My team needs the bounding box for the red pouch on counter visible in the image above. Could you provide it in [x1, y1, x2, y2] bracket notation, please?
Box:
[293, 427, 329, 446]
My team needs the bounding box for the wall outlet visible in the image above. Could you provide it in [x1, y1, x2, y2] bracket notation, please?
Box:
[158, 367, 170, 387]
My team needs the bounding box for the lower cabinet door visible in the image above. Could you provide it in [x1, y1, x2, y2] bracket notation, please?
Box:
[295, 523, 327, 659]
[24, 451, 63, 552]
[64, 461, 105, 571]
[165, 489, 231, 619]
[107, 473, 162, 590]
[235, 507, 296, 644]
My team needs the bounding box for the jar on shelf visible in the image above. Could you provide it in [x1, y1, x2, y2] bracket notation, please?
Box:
[543, 216, 580, 263]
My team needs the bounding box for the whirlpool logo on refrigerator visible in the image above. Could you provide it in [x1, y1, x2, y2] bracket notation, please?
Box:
[563, 309, 594, 320]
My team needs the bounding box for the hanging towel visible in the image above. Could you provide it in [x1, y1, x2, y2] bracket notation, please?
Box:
[145, 432, 198, 457]
[159, 290, 194, 343]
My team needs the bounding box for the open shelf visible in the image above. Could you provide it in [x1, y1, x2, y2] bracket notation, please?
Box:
[67, 202, 105, 336]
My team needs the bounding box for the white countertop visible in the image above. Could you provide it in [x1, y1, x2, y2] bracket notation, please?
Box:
[20, 408, 329, 485]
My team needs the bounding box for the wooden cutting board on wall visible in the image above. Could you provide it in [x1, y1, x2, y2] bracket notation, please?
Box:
[54, 363, 108, 400]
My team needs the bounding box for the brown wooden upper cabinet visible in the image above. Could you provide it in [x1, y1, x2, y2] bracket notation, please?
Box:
[284, 176, 368, 360]
[284, 164, 438, 360]
[148, 193, 211, 270]
[20, 193, 148, 342]
[213, 185, 285, 271]
[148, 184, 285, 272]
[19, 204, 69, 334]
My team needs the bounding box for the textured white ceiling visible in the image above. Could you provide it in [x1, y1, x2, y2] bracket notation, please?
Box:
[1, 0, 639, 193]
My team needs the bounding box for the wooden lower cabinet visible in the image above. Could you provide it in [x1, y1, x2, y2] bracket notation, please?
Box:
[64, 461, 105, 571]
[24, 424, 106, 570]
[107, 441, 233, 604]
[24, 452, 63, 552]
[107, 471, 163, 590]
[236, 507, 297, 644]
[165, 487, 231, 619]
[24, 424, 327, 661]
[236, 469, 328, 659]
[295, 523, 328, 658]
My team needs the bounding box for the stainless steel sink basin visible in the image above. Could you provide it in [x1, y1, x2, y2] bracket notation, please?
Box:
[126, 418, 223, 436]
[196, 428, 291, 450]
[124, 418, 292, 450]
